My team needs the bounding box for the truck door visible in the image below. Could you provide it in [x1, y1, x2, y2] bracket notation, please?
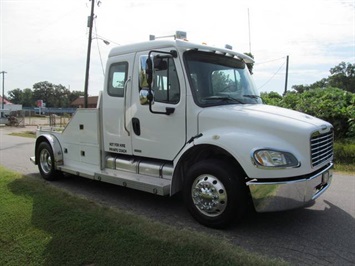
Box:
[130, 51, 186, 160]
[102, 53, 134, 155]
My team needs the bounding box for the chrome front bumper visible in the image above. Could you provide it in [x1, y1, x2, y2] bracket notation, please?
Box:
[247, 163, 333, 212]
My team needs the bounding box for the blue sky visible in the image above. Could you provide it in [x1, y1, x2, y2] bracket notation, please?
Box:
[1, 0, 354, 97]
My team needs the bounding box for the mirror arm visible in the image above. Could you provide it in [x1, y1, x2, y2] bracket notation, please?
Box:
[147, 50, 177, 116]
[148, 104, 175, 116]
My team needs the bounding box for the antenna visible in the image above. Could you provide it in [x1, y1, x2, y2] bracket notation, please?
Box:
[248, 8, 252, 54]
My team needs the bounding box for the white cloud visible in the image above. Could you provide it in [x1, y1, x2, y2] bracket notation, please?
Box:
[1, 0, 354, 96]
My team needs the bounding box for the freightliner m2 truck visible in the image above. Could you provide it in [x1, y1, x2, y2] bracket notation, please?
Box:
[31, 34, 334, 228]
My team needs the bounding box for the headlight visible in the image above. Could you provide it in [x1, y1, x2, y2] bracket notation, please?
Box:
[252, 149, 300, 168]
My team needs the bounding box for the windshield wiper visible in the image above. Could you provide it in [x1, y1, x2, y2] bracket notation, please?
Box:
[203, 95, 245, 104]
[243, 94, 261, 99]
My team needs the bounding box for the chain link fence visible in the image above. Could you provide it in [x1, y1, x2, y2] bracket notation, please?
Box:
[1, 109, 72, 128]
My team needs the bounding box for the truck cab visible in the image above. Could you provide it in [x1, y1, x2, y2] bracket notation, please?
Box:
[32, 36, 333, 228]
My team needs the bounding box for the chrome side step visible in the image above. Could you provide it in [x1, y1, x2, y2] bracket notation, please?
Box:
[58, 165, 171, 196]
[95, 168, 171, 196]
[105, 155, 173, 180]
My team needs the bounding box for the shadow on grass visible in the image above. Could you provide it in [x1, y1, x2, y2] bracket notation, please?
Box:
[8, 176, 284, 266]
[7, 172, 355, 265]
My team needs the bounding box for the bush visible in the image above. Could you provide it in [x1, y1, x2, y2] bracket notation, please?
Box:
[261, 88, 355, 139]
[334, 139, 355, 164]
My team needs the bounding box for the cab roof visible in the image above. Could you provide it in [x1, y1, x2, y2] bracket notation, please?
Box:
[108, 39, 254, 63]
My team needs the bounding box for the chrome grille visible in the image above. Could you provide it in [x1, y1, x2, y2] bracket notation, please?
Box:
[310, 131, 333, 167]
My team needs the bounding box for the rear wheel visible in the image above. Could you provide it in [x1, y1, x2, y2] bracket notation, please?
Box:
[183, 159, 247, 228]
[37, 141, 61, 181]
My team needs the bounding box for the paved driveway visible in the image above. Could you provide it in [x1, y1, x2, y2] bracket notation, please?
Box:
[1, 125, 354, 265]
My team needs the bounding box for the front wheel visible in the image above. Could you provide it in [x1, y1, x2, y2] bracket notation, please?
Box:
[183, 159, 247, 228]
[37, 141, 61, 181]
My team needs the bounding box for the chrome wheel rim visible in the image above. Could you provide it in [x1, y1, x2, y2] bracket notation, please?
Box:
[191, 174, 227, 217]
[39, 148, 52, 175]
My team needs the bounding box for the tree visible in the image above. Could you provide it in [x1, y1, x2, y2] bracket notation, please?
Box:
[309, 78, 328, 90]
[328, 62, 355, 93]
[8, 88, 23, 104]
[22, 88, 34, 107]
[8, 81, 86, 108]
[260, 91, 282, 105]
[32, 81, 56, 107]
[292, 78, 328, 92]
[212, 71, 235, 93]
[291, 62, 354, 93]
[7, 88, 34, 107]
[53, 84, 71, 108]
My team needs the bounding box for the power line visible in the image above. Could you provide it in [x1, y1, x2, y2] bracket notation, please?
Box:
[94, 20, 105, 76]
[257, 61, 286, 90]
[94, 34, 120, 46]
[255, 56, 286, 65]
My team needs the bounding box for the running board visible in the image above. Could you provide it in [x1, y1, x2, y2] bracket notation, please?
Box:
[58, 166, 171, 196]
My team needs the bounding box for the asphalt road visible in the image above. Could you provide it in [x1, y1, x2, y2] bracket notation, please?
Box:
[1, 126, 354, 265]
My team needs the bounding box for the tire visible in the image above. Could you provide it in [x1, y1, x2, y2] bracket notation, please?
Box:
[37, 141, 61, 181]
[183, 159, 247, 228]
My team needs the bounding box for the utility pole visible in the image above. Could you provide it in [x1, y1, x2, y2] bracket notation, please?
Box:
[0, 71, 7, 117]
[283, 55, 289, 96]
[84, 0, 95, 108]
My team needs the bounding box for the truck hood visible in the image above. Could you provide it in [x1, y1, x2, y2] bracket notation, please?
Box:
[197, 104, 332, 135]
[240, 104, 325, 126]
[196, 104, 333, 178]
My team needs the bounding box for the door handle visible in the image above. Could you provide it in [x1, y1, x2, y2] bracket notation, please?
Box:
[132, 118, 141, 136]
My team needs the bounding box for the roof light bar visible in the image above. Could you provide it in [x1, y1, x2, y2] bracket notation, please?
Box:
[149, 31, 187, 41]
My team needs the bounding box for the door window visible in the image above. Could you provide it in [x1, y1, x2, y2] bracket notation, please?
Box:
[139, 55, 180, 104]
[107, 62, 128, 97]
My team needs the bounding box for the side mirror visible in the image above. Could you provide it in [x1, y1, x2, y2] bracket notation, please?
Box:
[139, 89, 154, 105]
[145, 50, 177, 86]
[145, 57, 155, 104]
[146, 57, 153, 85]
[154, 57, 168, 70]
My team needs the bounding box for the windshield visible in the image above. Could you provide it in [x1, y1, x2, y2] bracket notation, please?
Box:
[184, 50, 261, 106]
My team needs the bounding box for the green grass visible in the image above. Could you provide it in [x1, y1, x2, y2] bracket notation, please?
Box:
[9, 131, 36, 138]
[333, 138, 355, 175]
[334, 163, 355, 175]
[0, 166, 286, 266]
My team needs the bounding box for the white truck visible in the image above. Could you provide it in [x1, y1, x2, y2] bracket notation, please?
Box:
[31, 34, 334, 228]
